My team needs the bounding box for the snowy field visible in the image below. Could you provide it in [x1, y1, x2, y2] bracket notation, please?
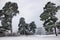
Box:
[0, 35, 60, 40]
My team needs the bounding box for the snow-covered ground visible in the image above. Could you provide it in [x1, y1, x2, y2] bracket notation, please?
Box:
[0, 35, 60, 40]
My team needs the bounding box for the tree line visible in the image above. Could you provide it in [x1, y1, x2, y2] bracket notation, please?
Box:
[18, 17, 36, 35]
[0, 2, 36, 36]
[0, 1, 60, 36]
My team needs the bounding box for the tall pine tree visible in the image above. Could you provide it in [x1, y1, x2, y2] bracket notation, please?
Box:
[0, 2, 19, 36]
[40, 2, 60, 36]
[2, 2, 19, 34]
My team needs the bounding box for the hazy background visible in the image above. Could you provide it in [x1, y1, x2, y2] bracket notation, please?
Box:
[0, 0, 60, 32]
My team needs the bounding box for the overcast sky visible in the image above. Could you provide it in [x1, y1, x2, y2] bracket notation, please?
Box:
[0, 0, 60, 32]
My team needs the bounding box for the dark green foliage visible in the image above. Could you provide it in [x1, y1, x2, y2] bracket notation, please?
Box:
[40, 2, 60, 36]
[18, 17, 27, 35]
[29, 21, 36, 33]
[56, 22, 60, 29]
[3, 2, 19, 16]
[0, 2, 19, 36]
[18, 17, 36, 35]
[0, 10, 4, 16]
[2, 2, 19, 34]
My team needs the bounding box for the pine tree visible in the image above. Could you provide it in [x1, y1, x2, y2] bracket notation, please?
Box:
[18, 17, 26, 35]
[2, 2, 19, 34]
[0, 2, 19, 36]
[29, 21, 36, 34]
[18, 17, 36, 35]
[40, 2, 60, 36]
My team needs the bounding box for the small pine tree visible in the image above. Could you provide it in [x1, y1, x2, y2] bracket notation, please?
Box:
[18, 18, 36, 35]
[18, 17, 26, 35]
[29, 21, 36, 34]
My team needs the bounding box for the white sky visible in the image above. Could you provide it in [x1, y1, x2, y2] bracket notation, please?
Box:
[0, 0, 60, 32]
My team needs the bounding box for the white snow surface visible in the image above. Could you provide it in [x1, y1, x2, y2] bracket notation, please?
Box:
[0, 35, 60, 40]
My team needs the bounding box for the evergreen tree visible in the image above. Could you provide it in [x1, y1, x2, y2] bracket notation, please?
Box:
[0, 2, 19, 36]
[29, 21, 36, 34]
[2, 2, 19, 34]
[18, 17, 26, 35]
[18, 18, 36, 35]
[40, 2, 60, 36]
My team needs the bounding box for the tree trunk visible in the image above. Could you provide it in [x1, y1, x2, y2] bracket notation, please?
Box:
[11, 26, 12, 35]
[54, 27, 57, 36]
[10, 19, 12, 35]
